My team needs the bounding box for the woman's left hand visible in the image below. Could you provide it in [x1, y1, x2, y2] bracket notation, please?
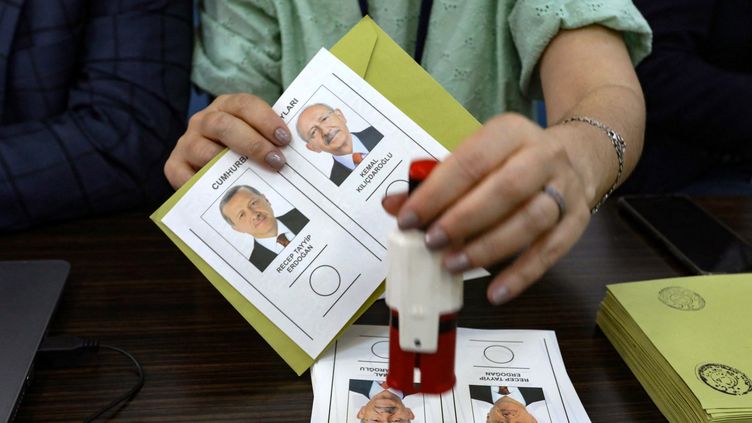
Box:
[382, 113, 591, 305]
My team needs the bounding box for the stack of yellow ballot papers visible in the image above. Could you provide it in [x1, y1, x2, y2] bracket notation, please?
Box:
[597, 274, 752, 422]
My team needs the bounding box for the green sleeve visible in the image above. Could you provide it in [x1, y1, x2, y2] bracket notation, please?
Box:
[192, 0, 283, 104]
[508, 0, 653, 96]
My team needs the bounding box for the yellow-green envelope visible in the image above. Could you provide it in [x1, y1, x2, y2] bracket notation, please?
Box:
[597, 274, 752, 422]
[150, 17, 481, 375]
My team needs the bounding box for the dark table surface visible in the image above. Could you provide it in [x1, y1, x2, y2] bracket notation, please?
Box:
[4, 198, 752, 422]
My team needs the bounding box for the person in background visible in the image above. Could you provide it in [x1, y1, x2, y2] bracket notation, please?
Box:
[165, 0, 652, 305]
[620, 0, 752, 195]
[0, 0, 193, 232]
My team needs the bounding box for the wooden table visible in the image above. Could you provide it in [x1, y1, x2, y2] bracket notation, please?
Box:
[4, 198, 751, 422]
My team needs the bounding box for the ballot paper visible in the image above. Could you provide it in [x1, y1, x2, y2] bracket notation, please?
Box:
[160, 49, 459, 361]
[310, 325, 590, 423]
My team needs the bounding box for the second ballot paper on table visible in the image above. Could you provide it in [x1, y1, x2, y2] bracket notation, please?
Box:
[311, 325, 590, 423]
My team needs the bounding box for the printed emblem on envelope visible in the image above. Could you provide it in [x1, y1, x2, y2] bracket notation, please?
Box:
[697, 363, 752, 396]
[658, 286, 705, 311]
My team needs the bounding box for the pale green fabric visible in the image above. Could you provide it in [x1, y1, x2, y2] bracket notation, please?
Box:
[193, 0, 652, 123]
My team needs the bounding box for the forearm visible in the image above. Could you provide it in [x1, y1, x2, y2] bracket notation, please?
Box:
[540, 25, 645, 209]
[545, 83, 645, 208]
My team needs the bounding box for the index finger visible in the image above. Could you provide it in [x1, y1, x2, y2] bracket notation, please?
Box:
[397, 114, 532, 229]
[212, 93, 292, 146]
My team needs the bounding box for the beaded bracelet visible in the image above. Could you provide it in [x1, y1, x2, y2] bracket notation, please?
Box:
[562, 116, 626, 214]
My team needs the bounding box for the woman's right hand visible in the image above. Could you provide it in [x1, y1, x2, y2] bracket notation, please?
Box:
[164, 93, 292, 189]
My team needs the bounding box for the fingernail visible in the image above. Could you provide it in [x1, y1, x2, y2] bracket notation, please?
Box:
[397, 210, 420, 229]
[490, 285, 510, 305]
[265, 151, 285, 170]
[274, 127, 291, 145]
[444, 252, 471, 273]
[425, 226, 449, 250]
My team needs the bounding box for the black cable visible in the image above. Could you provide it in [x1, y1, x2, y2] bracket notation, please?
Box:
[82, 344, 145, 423]
[37, 335, 145, 422]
